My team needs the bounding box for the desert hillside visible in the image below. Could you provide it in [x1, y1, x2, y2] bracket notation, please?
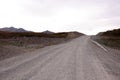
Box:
[92, 28, 120, 49]
[0, 31, 84, 60]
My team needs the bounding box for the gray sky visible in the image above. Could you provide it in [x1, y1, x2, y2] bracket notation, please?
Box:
[0, 0, 120, 34]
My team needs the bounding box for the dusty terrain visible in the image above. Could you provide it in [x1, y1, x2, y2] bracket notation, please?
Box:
[91, 36, 120, 49]
[0, 37, 70, 61]
[0, 31, 83, 60]
[0, 36, 119, 80]
[94, 28, 120, 49]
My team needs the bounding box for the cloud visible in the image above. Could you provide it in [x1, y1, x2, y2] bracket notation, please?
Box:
[0, 0, 120, 34]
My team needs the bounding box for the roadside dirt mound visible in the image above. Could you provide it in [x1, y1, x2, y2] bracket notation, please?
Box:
[93, 28, 120, 49]
[0, 31, 84, 61]
[0, 37, 69, 61]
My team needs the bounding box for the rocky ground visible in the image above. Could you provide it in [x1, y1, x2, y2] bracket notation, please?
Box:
[0, 37, 71, 61]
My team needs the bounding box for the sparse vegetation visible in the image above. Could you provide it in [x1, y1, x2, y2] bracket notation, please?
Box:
[98, 29, 120, 37]
[0, 31, 82, 39]
[0, 31, 83, 47]
[0, 31, 83, 60]
[92, 28, 120, 49]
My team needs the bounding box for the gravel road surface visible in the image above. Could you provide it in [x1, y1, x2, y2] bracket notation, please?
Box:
[0, 36, 119, 80]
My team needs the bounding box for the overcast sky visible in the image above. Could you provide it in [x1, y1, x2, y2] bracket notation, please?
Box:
[0, 0, 120, 34]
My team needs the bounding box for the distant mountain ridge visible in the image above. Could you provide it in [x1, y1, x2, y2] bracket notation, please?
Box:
[0, 27, 28, 32]
[42, 30, 54, 34]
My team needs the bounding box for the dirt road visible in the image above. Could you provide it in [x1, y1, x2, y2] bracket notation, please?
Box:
[0, 36, 119, 80]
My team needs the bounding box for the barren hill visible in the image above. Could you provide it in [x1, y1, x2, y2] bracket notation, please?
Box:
[92, 28, 120, 49]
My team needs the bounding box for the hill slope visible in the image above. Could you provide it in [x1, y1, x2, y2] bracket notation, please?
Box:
[93, 28, 120, 49]
[0, 31, 84, 61]
[98, 28, 120, 37]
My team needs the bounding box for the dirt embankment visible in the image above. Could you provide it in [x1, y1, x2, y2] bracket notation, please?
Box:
[0, 37, 69, 61]
[0, 31, 84, 61]
[92, 28, 120, 49]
